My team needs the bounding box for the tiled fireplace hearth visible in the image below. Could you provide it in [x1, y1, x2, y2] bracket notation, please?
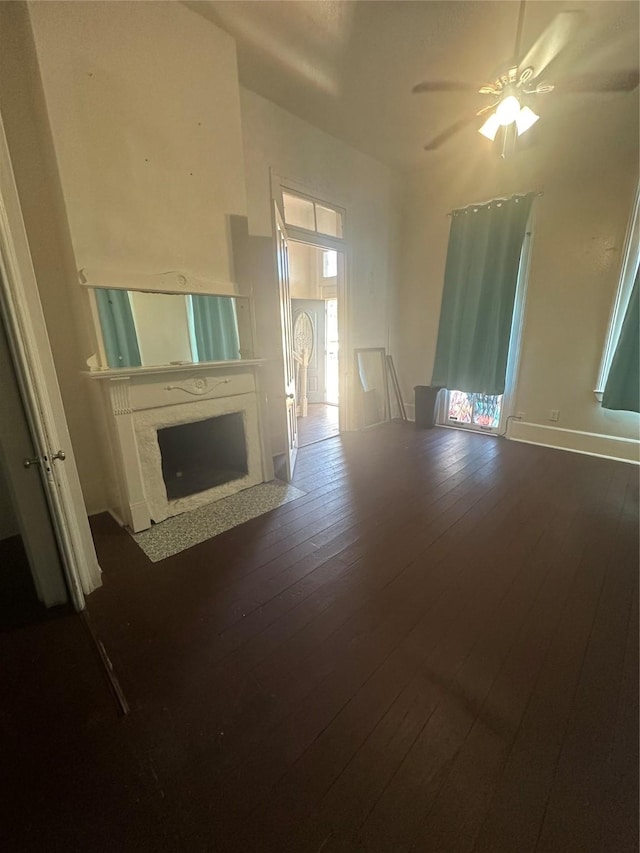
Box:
[86, 361, 272, 532]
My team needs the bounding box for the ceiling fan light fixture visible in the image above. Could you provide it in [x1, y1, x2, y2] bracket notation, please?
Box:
[515, 105, 539, 135]
[495, 95, 521, 126]
[478, 112, 501, 141]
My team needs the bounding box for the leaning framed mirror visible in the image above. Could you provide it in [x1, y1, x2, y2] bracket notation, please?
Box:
[354, 347, 390, 428]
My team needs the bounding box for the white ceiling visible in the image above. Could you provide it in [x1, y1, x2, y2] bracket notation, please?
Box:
[187, 0, 639, 172]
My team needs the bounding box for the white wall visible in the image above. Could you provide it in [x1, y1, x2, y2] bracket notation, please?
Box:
[288, 242, 337, 300]
[397, 94, 639, 461]
[288, 241, 316, 299]
[29, 1, 247, 290]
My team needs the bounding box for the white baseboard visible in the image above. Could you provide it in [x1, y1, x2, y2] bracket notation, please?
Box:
[87, 505, 111, 519]
[397, 410, 638, 463]
[508, 420, 639, 465]
[106, 507, 126, 527]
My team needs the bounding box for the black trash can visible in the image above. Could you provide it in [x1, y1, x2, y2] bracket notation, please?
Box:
[414, 385, 443, 429]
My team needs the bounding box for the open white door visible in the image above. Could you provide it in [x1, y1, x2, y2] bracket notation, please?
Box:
[0, 310, 67, 607]
[0, 111, 101, 608]
[273, 202, 298, 480]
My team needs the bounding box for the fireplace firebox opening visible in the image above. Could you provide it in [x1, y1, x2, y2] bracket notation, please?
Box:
[157, 412, 248, 500]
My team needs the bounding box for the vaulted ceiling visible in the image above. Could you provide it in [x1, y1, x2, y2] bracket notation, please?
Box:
[187, 0, 639, 172]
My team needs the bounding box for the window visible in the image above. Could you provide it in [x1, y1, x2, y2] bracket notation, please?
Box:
[323, 250, 337, 278]
[595, 184, 640, 400]
[447, 390, 502, 430]
[282, 190, 344, 238]
[282, 192, 315, 231]
[316, 205, 342, 238]
[435, 193, 534, 435]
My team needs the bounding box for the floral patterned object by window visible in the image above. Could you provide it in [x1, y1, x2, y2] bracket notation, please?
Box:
[448, 390, 473, 424]
[448, 391, 502, 429]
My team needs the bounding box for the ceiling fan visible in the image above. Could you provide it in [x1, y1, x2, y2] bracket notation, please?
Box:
[413, 0, 639, 154]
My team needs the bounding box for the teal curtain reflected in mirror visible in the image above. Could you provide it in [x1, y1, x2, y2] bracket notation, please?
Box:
[431, 193, 533, 396]
[95, 288, 141, 368]
[602, 269, 639, 413]
[94, 288, 245, 368]
[190, 295, 241, 362]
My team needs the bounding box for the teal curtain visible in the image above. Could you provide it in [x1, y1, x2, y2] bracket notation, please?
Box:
[431, 193, 533, 396]
[95, 288, 141, 368]
[191, 295, 240, 362]
[602, 269, 639, 413]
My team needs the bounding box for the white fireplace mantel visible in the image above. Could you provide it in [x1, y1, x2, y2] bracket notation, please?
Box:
[86, 359, 273, 532]
[84, 358, 267, 381]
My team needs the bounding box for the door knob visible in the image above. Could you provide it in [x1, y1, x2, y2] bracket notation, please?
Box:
[23, 457, 41, 469]
[51, 450, 66, 461]
[286, 393, 295, 400]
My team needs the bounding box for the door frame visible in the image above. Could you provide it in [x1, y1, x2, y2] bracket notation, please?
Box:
[0, 110, 101, 608]
[272, 200, 298, 480]
[271, 176, 350, 434]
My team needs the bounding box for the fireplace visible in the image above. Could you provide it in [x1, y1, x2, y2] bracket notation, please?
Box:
[86, 360, 273, 532]
[158, 412, 248, 500]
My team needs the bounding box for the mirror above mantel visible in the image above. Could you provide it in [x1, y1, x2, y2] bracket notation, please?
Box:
[82, 275, 254, 371]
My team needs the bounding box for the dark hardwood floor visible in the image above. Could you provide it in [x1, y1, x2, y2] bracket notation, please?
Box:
[0, 533, 47, 629]
[0, 533, 72, 629]
[297, 402, 340, 447]
[1, 424, 637, 852]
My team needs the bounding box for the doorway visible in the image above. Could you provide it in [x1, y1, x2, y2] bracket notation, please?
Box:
[272, 181, 348, 472]
[289, 241, 343, 447]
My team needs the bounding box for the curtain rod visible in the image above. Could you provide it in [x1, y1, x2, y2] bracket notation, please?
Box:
[447, 191, 543, 217]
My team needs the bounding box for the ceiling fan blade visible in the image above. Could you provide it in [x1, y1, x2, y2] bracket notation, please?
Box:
[554, 70, 639, 93]
[476, 102, 498, 117]
[412, 80, 480, 94]
[423, 112, 482, 151]
[518, 10, 586, 79]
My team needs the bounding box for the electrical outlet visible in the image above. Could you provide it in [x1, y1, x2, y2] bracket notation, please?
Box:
[549, 409, 560, 422]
